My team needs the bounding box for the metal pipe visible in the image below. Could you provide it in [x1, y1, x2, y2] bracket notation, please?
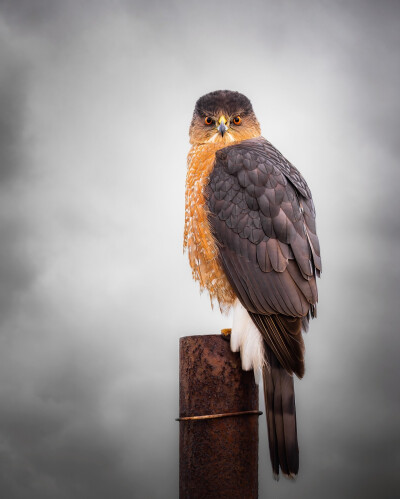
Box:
[178, 334, 260, 499]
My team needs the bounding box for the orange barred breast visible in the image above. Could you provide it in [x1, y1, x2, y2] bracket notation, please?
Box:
[183, 143, 236, 312]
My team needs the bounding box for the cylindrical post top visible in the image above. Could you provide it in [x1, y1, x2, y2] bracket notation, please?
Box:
[179, 334, 259, 499]
[179, 334, 258, 418]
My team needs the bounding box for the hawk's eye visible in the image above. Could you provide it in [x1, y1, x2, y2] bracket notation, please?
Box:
[233, 116, 242, 125]
[204, 116, 213, 126]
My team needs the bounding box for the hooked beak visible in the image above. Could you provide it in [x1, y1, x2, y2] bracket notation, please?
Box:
[217, 115, 228, 137]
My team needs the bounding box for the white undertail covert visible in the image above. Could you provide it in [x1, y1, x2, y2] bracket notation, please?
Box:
[231, 300, 265, 382]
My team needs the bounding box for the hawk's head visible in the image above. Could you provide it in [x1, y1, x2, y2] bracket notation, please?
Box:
[189, 90, 261, 145]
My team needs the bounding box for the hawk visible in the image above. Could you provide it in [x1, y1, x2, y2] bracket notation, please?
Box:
[184, 90, 321, 478]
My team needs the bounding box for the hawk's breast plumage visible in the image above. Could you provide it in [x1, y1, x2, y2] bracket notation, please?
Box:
[183, 142, 236, 310]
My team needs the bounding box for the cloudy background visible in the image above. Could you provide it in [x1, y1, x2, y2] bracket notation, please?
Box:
[0, 0, 399, 497]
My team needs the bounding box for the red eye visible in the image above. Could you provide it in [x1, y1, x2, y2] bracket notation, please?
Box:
[233, 116, 242, 125]
[204, 116, 213, 126]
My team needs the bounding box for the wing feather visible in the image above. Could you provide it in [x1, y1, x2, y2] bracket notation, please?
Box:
[206, 137, 321, 376]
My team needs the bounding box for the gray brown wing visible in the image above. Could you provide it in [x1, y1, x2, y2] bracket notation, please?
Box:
[206, 137, 321, 376]
[206, 137, 321, 317]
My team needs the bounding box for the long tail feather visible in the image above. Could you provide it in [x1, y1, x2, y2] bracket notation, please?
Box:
[263, 345, 299, 479]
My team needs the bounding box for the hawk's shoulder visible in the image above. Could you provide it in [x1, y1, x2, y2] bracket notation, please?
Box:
[214, 137, 312, 199]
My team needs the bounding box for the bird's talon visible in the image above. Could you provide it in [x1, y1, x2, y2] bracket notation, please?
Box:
[221, 328, 232, 337]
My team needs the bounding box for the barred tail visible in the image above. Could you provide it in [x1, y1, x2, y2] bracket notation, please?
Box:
[262, 345, 299, 479]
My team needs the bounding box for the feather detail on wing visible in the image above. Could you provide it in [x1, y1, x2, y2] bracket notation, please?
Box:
[206, 137, 321, 378]
[250, 313, 304, 378]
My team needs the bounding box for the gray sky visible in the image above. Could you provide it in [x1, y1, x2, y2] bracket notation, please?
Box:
[0, 1, 399, 497]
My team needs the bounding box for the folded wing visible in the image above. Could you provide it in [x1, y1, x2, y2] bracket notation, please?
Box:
[206, 137, 321, 376]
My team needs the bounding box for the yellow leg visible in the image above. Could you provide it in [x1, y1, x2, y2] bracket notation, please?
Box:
[221, 328, 231, 337]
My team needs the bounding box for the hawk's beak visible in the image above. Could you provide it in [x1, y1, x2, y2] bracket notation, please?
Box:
[217, 116, 228, 137]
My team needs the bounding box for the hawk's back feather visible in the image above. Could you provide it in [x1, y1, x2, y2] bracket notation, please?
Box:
[206, 137, 321, 377]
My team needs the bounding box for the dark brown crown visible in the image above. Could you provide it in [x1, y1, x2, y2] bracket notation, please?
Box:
[193, 90, 254, 117]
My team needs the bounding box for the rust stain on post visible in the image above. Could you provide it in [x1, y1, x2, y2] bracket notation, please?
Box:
[179, 334, 259, 499]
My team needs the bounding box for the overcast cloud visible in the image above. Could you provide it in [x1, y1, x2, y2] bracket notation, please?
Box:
[0, 1, 399, 498]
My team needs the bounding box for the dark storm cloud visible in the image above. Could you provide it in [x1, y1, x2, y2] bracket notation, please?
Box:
[0, 3, 180, 497]
[0, 0, 59, 27]
[0, 44, 37, 322]
[0, 57, 26, 183]
[0, 1, 399, 498]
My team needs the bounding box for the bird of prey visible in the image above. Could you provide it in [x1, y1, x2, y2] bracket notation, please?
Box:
[184, 90, 321, 478]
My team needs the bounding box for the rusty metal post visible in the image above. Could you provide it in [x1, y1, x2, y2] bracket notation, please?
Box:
[178, 334, 260, 499]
